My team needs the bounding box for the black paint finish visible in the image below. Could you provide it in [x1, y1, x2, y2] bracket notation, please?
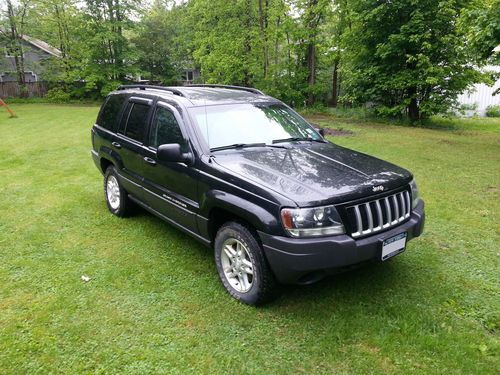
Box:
[91, 86, 425, 284]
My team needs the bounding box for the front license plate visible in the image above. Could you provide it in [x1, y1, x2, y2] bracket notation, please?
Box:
[381, 232, 407, 261]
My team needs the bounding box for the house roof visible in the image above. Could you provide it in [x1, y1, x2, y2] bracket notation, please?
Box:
[0, 28, 62, 58]
[21, 35, 62, 58]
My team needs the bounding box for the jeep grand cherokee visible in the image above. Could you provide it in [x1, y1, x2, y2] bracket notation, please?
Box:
[91, 84, 425, 305]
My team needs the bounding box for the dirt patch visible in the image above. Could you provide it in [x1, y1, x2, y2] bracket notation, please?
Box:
[322, 127, 355, 137]
[310, 122, 355, 137]
[437, 139, 455, 145]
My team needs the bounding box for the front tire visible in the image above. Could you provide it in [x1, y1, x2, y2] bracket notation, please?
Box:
[104, 166, 132, 217]
[214, 222, 276, 305]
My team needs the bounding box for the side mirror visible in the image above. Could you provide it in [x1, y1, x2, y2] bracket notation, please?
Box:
[315, 127, 325, 137]
[157, 144, 193, 164]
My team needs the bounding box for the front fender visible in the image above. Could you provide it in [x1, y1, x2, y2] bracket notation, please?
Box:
[200, 190, 282, 235]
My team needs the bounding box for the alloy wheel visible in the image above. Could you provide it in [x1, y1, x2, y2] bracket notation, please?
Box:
[220, 238, 255, 293]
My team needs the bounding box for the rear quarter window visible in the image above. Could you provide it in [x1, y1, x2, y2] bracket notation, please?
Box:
[97, 94, 127, 130]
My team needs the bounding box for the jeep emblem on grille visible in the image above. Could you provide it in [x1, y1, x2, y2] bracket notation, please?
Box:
[372, 185, 384, 192]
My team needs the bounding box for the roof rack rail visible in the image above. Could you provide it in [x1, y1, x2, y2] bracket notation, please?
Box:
[117, 84, 185, 97]
[186, 84, 264, 95]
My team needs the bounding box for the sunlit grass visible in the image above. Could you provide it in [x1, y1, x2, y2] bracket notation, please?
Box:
[0, 104, 498, 374]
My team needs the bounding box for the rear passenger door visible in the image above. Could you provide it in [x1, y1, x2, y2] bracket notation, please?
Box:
[141, 102, 199, 233]
[114, 97, 153, 198]
[93, 93, 127, 162]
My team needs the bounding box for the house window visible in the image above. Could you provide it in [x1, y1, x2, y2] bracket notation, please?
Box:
[0, 71, 36, 82]
[187, 70, 194, 81]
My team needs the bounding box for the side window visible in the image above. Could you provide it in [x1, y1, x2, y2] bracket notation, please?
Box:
[118, 102, 133, 134]
[97, 94, 126, 130]
[123, 103, 150, 142]
[149, 106, 185, 148]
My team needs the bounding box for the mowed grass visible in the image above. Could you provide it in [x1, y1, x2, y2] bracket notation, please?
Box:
[0, 104, 498, 374]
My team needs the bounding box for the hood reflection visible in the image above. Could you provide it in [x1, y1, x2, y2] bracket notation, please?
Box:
[213, 142, 411, 205]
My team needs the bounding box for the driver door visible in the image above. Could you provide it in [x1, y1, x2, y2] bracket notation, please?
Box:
[141, 102, 199, 233]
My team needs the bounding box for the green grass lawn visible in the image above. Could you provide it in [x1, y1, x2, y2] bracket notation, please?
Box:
[0, 104, 498, 374]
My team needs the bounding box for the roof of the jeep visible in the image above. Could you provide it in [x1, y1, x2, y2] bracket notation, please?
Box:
[111, 85, 279, 107]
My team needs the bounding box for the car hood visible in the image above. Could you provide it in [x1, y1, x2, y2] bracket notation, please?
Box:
[212, 142, 412, 206]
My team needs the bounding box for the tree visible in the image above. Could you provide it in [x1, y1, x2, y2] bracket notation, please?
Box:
[341, 0, 484, 121]
[460, 0, 500, 65]
[295, 0, 330, 105]
[2, 0, 30, 88]
[3, 0, 495, 108]
[186, 0, 259, 86]
[23, 0, 81, 78]
[323, 0, 351, 107]
[132, 1, 183, 84]
[84, 0, 134, 77]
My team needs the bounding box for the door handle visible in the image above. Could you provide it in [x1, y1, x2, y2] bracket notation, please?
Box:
[112, 142, 122, 149]
[143, 157, 157, 166]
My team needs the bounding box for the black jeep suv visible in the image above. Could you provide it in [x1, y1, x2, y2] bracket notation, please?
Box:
[91, 84, 425, 305]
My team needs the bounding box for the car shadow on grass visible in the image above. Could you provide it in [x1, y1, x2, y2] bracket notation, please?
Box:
[131, 206, 438, 312]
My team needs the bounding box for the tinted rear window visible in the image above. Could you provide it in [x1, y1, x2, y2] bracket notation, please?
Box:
[97, 94, 126, 130]
[124, 103, 150, 142]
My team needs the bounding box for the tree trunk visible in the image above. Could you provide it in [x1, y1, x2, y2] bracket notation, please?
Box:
[114, 0, 124, 80]
[7, 0, 26, 88]
[54, 5, 67, 59]
[306, 43, 316, 106]
[304, 0, 320, 106]
[274, 15, 281, 67]
[242, 0, 253, 86]
[258, 0, 269, 78]
[330, 61, 339, 107]
[408, 97, 420, 122]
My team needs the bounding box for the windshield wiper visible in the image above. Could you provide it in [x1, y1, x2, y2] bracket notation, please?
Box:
[210, 143, 287, 152]
[272, 137, 326, 144]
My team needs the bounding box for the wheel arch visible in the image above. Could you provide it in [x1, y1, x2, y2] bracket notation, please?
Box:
[202, 190, 281, 243]
[98, 147, 123, 173]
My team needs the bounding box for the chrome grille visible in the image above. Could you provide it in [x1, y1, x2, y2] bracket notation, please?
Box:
[347, 190, 411, 238]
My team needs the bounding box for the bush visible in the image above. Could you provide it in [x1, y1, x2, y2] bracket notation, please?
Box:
[45, 88, 72, 103]
[485, 105, 500, 117]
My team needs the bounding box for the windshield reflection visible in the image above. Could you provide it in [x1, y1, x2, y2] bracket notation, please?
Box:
[188, 103, 321, 149]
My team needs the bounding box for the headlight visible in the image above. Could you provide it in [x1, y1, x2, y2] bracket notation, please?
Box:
[280, 205, 345, 237]
[409, 179, 421, 209]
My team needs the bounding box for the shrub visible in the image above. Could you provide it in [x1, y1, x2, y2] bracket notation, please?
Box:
[485, 105, 500, 117]
[45, 88, 71, 103]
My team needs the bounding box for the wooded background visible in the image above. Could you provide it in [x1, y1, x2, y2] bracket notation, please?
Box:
[1, 0, 499, 120]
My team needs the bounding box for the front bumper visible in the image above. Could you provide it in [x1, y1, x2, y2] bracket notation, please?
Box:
[259, 200, 425, 284]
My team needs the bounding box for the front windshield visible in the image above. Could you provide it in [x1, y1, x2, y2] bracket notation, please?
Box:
[188, 103, 322, 150]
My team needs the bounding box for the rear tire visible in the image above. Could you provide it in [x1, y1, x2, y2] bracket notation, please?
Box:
[214, 222, 276, 305]
[104, 166, 132, 217]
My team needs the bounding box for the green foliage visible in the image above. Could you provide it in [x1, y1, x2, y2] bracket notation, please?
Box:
[15, 0, 140, 98]
[45, 87, 71, 103]
[340, 0, 486, 121]
[485, 104, 500, 117]
[2, 0, 497, 113]
[187, 0, 257, 85]
[459, 0, 500, 65]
